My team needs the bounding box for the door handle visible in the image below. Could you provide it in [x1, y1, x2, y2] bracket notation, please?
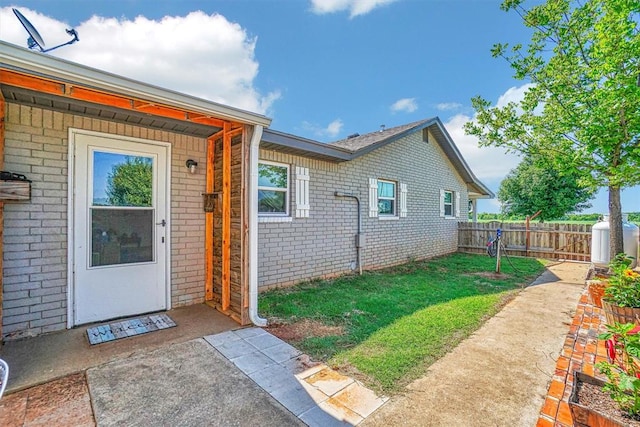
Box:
[156, 219, 166, 227]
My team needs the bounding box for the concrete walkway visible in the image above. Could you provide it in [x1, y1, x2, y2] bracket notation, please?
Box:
[0, 326, 387, 426]
[0, 261, 587, 426]
[362, 261, 588, 427]
[205, 327, 387, 426]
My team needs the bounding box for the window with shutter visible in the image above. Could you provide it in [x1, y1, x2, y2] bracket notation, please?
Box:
[441, 190, 455, 218]
[377, 180, 396, 216]
[258, 161, 289, 216]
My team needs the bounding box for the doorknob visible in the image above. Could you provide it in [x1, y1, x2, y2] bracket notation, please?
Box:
[156, 219, 166, 227]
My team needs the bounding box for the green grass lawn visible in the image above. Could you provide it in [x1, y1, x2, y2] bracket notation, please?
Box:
[259, 252, 546, 393]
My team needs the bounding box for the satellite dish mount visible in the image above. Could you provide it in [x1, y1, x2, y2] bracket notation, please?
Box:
[13, 8, 79, 53]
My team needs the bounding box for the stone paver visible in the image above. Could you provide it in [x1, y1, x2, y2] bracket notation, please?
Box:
[205, 327, 388, 426]
[299, 404, 353, 427]
[0, 373, 94, 427]
[304, 368, 355, 396]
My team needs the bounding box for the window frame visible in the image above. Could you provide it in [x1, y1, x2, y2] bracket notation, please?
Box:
[258, 160, 290, 216]
[443, 190, 454, 218]
[377, 179, 397, 217]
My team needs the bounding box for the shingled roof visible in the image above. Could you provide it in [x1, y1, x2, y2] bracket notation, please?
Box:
[261, 117, 493, 198]
[331, 119, 432, 152]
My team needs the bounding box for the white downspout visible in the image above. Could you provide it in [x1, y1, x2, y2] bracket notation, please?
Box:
[248, 125, 267, 326]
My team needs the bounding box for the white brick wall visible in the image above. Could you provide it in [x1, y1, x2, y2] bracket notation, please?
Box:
[3, 103, 208, 339]
[258, 130, 469, 288]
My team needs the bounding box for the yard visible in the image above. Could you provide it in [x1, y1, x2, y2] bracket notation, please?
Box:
[260, 252, 546, 393]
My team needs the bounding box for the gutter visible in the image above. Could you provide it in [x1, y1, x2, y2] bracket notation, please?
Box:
[334, 192, 364, 275]
[248, 125, 267, 326]
[0, 41, 271, 127]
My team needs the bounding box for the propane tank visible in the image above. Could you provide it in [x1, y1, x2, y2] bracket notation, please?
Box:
[591, 214, 639, 268]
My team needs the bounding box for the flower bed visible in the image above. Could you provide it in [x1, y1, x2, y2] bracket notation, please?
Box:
[537, 290, 609, 427]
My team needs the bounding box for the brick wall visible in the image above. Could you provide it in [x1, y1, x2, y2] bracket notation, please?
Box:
[2, 103, 207, 339]
[258, 129, 468, 288]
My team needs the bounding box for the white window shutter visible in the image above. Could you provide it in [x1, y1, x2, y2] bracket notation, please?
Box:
[455, 192, 461, 218]
[439, 189, 445, 217]
[295, 166, 310, 218]
[400, 183, 408, 218]
[369, 178, 378, 217]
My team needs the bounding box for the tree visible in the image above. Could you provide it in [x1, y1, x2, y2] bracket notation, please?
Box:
[106, 158, 152, 206]
[465, 0, 640, 260]
[498, 155, 595, 221]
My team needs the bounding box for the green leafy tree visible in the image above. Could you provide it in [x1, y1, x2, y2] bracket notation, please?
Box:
[106, 158, 152, 206]
[498, 156, 595, 221]
[465, 0, 640, 259]
[628, 212, 640, 223]
[564, 213, 602, 222]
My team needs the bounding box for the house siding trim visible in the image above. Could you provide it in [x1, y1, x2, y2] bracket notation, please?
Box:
[257, 129, 469, 289]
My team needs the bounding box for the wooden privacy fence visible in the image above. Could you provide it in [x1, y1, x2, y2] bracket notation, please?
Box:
[458, 221, 592, 262]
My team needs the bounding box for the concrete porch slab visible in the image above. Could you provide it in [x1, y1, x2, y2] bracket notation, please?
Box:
[0, 304, 237, 393]
[87, 338, 302, 426]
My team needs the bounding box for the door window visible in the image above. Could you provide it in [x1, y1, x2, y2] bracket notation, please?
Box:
[90, 151, 155, 267]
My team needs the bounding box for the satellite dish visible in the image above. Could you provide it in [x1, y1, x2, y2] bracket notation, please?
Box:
[13, 8, 79, 53]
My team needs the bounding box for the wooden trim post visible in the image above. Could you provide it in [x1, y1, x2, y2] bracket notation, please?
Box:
[0, 90, 5, 341]
[526, 210, 542, 257]
[205, 135, 215, 300]
[241, 126, 250, 324]
[221, 123, 231, 311]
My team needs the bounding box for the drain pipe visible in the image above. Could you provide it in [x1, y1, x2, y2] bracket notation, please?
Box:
[334, 191, 364, 275]
[249, 125, 267, 326]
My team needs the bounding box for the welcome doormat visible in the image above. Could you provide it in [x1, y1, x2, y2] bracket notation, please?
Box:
[86, 314, 176, 345]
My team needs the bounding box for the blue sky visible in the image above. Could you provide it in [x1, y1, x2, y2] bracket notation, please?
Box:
[1, 0, 637, 215]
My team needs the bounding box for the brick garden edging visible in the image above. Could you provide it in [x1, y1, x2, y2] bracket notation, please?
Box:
[536, 290, 609, 426]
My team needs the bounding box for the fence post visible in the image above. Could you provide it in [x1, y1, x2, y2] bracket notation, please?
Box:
[525, 216, 529, 258]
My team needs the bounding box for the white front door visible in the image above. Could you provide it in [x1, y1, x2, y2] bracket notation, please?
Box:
[71, 130, 169, 325]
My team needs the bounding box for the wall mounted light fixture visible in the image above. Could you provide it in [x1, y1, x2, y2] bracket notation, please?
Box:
[186, 159, 198, 174]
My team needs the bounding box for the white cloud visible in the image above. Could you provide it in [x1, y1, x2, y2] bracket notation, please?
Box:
[325, 119, 344, 137]
[445, 113, 521, 181]
[443, 84, 534, 183]
[310, 0, 398, 18]
[302, 118, 344, 138]
[436, 102, 462, 111]
[0, 7, 280, 115]
[496, 84, 535, 108]
[390, 98, 418, 113]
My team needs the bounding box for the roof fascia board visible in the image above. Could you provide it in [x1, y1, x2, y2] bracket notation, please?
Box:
[0, 41, 271, 127]
[347, 117, 493, 198]
[263, 120, 494, 198]
[261, 129, 352, 161]
[429, 118, 494, 198]
[6, 85, 217, 136]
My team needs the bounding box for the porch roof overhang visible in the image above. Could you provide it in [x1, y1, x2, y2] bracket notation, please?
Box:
[0, 41, 271, 137]
[261, 129, 352, 162]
